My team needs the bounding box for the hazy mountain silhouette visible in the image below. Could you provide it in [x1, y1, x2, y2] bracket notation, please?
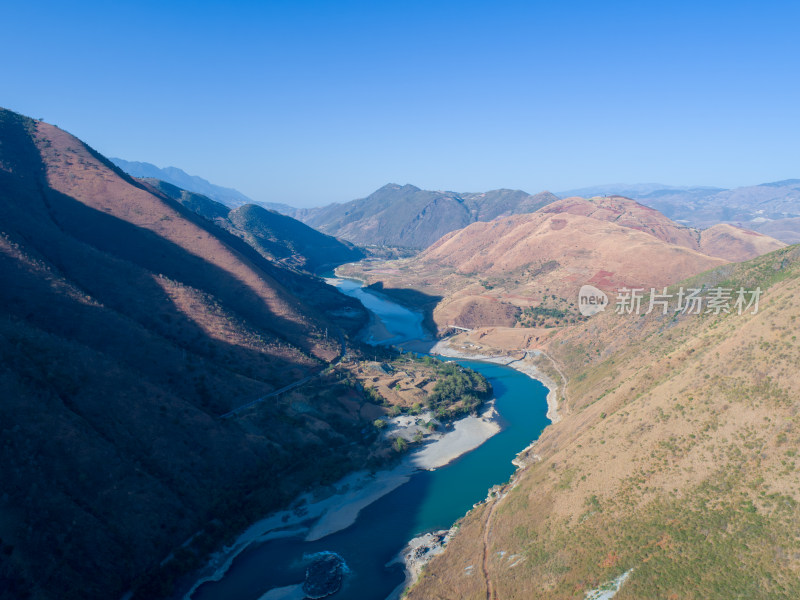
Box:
[111, 157, 295, 214]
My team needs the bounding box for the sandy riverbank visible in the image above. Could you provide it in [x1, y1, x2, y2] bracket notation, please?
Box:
[180, 467, 403, 599]
[257, 584, 306, 600]
[430, 339, 562, 424]
[409, 402, 500, 470]
[182, 398, 503, 599]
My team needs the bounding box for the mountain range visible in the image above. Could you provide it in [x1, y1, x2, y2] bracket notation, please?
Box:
[142, 179, 363, 273]
[110, 158, 295, 214]
[12, 115, 798, 600]
[111, 158, 800, 249]
[295, 184, 560, 249]
[562, 180, 800, 243]
[340, 195, 785, 331]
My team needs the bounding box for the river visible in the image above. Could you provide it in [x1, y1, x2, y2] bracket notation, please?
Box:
[188, 277, 550, 600]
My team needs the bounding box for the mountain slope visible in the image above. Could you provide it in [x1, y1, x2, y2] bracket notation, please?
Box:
[145, 179, 364, 273]
[407, 245, 800, 599]
[422, 211, 726, 284]
[299, 183, 560, 249]
[0, 108, 379, 600]
[341, 196, 784, 332]
[111, 157, 295, 213]
[227, 204, 364, 273]
[755, 216, 800, 244]
[141, 178, 232, 221]
[540, 196, 785, 261]
[699, 223, 787, 262]
[341, 197, 750, 331]
[540, 195, 703, 249]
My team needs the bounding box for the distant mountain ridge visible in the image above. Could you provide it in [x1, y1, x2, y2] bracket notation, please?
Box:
[297, 183, 561, 249]
[111, 158, 295, 214]
[558, 180, 800, 243]
[107, 164, 800, 247]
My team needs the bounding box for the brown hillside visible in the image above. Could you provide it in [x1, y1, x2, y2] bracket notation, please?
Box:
[700, 222, 786, 262]
[342, 206, 728, 331]
[341, 196, 783, 332]
[542, 195, 785, 261]
[33, 121, 330, 357]
[541, 195, 703, 249]
[407, 246, 800, 600]
[420, 210, 724, 282]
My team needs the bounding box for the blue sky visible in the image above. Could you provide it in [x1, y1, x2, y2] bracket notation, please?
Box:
[2, 0, 799, 206]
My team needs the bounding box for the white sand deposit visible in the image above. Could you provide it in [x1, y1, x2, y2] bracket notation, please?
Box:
[410, 404, 501, 470]
[183, 403, 503, 599]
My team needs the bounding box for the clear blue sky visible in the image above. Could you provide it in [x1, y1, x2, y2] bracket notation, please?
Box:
[2, 0, 799, 206]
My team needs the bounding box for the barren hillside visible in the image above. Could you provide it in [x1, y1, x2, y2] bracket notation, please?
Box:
[408, 245, 800, 600]
[339, 196, 780, 332]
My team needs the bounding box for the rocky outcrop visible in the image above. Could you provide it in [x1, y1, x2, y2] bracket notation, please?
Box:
[302, 553, 346, 599]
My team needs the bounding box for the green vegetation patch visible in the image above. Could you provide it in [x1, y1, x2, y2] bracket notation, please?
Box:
[422, 357, 492, 418]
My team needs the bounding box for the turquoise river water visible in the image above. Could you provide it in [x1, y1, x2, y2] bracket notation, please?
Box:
[189, 277, 550, 600]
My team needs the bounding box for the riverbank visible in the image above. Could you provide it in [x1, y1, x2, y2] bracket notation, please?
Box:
[429, 339, 561, 424]
[385, 528, 453, 600]
[407, 402, 501, 470]
[332, 265, 440, 337]
[182, 398, 503, 600]
[325, 276, 433, 348]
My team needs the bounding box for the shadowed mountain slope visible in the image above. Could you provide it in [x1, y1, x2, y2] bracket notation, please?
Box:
[227, 203, 364, 273]
[144, 179, 364, 273]
[0, 108, 378, 600]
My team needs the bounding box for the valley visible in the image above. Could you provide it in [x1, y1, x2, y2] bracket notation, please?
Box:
[3, 106, 800, 600]
[0, 108, 507, 600]
[182, 277, 552, 600]
[6, 5, 800, 600]
[328, 196, 800, 599]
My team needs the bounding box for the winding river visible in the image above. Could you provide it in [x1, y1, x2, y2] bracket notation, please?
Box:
[189, 277, 550, 600]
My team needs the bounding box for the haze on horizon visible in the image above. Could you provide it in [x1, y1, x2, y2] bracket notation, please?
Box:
[3, 0, 798, 207]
